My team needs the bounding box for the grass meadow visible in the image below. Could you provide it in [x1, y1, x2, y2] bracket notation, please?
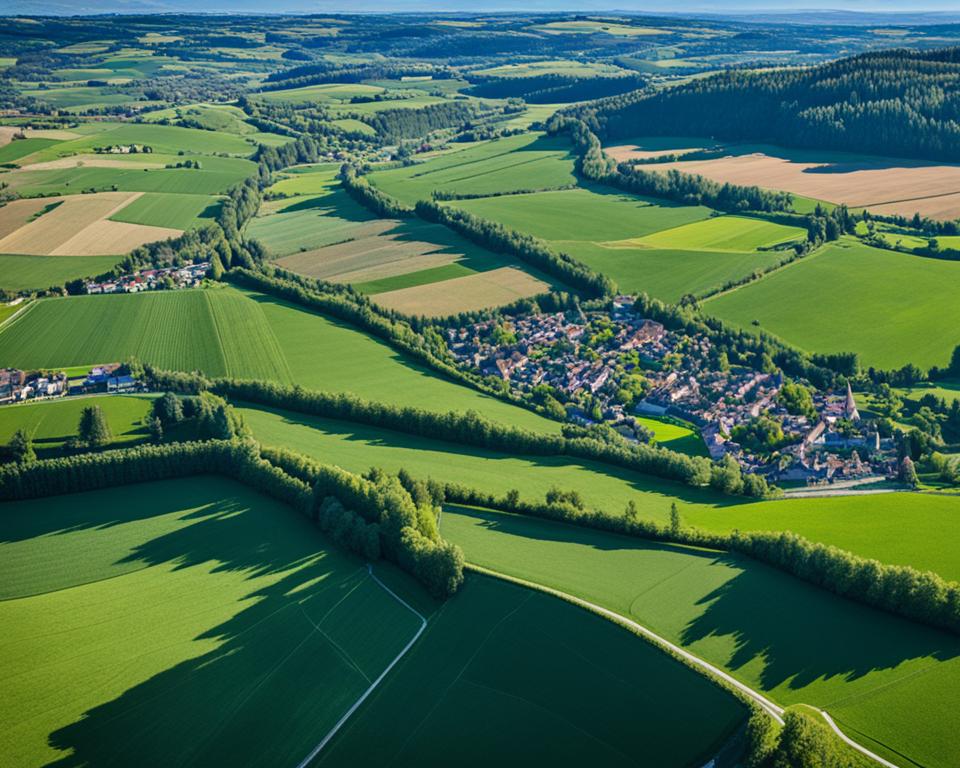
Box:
[246, 290, 560, 431]
[706, 237, 960, 369]
[316, 572, 747, 768]
[441, 505, 960, 768]
[108, 192, 221, 230]
[0, 288, 292, 382]
[248, 183, 379, 257]
[634, 215, 805, 252]
[17, 123, 257, 163]
[238, 404, 960, 580]
[368, 133, 578, 206]
[0, 395, 153, 454]
[0, 476, 425, 768]
[0, 254, 123, 292]
[9, 162, 256, 197]
[452, 189, 793, 301]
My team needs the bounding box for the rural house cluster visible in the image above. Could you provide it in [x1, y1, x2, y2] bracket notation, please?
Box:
[447, 298, 898, 485]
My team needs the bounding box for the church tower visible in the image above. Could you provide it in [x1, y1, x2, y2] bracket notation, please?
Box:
[845, 381, 860, 422]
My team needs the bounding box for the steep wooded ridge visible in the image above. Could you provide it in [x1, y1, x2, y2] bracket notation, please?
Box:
[573, 48, 960, 162]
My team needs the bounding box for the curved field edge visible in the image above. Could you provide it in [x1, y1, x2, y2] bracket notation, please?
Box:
[314, 570, 748, 768]
[441, 504, 960, 768]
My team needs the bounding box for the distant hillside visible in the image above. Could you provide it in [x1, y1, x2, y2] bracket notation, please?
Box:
[574, 47, 960, 162]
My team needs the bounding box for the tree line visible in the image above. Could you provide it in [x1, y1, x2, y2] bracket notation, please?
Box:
[259, 446, 462, 597]
[415, 199, 617, 298]
[0, 439, 463, 599]
[363, 101, 480, 144]
[548, 114, 793, 213]
[340, 164, 415, 218]
[148, 372, 773, 498]
[465, 72, 648, 104]
[261, 61, 453, 89]
[442, 481, 960, 637]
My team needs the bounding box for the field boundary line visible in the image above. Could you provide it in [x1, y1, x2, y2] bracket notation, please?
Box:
[700, 242, 831, 303]
[0, 299, 36, 331]
[294, 564, 427, 768]
[819, 712, 901, 768]
[465, 563, 904, 768]
[465, 563, 784, 723]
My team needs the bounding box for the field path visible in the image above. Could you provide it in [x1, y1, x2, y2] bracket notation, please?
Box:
[295, 564, 427, 768]
[466, 563, 902, 768]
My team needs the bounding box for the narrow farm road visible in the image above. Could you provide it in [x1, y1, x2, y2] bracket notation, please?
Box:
[294, 564, 428, 768]
[465, 563, 902, 768]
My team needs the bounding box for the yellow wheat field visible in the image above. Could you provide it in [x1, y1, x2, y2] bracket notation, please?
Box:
[0, 191, 183, 255]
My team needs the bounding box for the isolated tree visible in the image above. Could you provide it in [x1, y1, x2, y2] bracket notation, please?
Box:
[78, 405, 112, 448]
[9, 428, 35, 464]
[625, 499, 638, 522]
[669, 502, 681, 535]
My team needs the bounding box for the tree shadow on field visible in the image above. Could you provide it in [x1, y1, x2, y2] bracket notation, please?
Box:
[447, 502, 725, 556]
[679, 553, 960, 693]
[0, 477, 245, 544]
[448, 506, 960, 697]
[40, 482, 396, 768]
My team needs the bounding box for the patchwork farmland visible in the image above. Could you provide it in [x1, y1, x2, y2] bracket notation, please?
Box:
[4, 13, 960, 768]
[253, 164, 557, 314]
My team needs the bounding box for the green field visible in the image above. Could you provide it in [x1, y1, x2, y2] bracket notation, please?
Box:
[108, 192, 221, 229]
[258, 82, 386, 104]
[0, 254, 123, 292]
[317, 572, 747, 768]
[0, 288, 291, 381]
[452, 189, 789, 301]
[442, 505, 960, 768]
[18, 123, 257, 163]
[0, 301, 25, 325]
[9, 161, 256, 197]
[636, 215, 805, 252]
[141, 103, 257, 134]
[0, 476, 424, 768]
[566, 242, 785, 302]
[706, 238, 960, 369]
[237, 405, 960, 580]
[21, 86, 143, 111]
[246, 291, 559, 431]
[0, 476, 749, 768]
[265, 164, 342, 197]
[368, 133, 578, 206]
[248, 183, 378, 257]
[451, 188, 713, 242]
[0, 395, 153, 454]
[0, 138, 60, 164]
[472, 59, 628, 77]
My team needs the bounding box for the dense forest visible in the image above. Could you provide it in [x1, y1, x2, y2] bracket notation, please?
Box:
[465, 72, 648, 104]
[573, 47, 960, 162]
